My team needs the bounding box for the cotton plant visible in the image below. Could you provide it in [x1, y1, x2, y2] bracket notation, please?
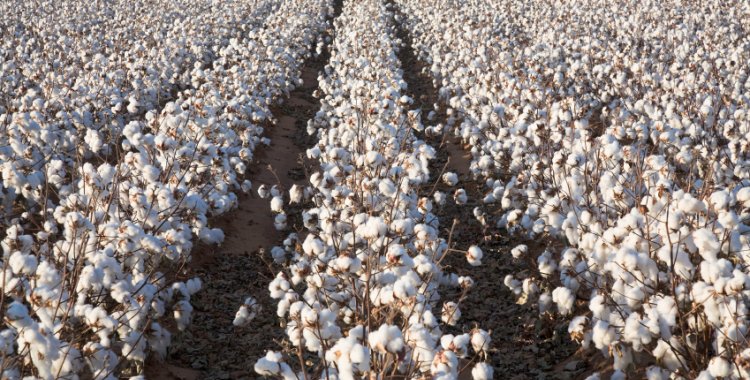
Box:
[249, 0, 492, 378]
[0, 0, 333, 377]
[398, 0, 750, 375]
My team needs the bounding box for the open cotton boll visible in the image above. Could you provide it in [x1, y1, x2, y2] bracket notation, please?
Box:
[9, 251, 38, 275]
[289, 185, 303, 204]
[199, 227, 225, 245]
[274, 213, 288, 230]
[369, 324, 403, 354]
[234, 297, 260, 327]
[707, 356, 731, 377]
[471, 362, 493, 380]
[470, 329, 491, 353]
[257, 184, 270, 199]
[442, 172, 459, 187]
[454, 188, 468, 205]
[441, 301, 461, 325]
[270, 195, 285, 213]
[255, 351, 295, 378]
[433, 191, 446, 206]
[510, 244, 527, 259]
[552, 286, 575, 315]
[466, 245, 483, 266]
[504, 274, 521, 295]
[241, 180, 253, 194]
[692, 228, 720, 262]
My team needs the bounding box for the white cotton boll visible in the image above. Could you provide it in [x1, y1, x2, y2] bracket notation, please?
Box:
[645, 366, 669, 380]
[737, 187, 750, 207]
[693, 228, 720, 262]
[255, 351, 282, 375]
[592, 320, 616, 351]
[471, 329, 491, 353]
[271, 246, 287, 263]
[538, 292, 553, 314]
[379, 178, 397, 198]
[441, 302, 461, 325]
[504, 275, 521, 295]
[584, 374, 601, 380]
[241, 180, 253, 194]
[186, 278, 202, 295]
[274, 213, 288, 230]
[199, 227, 225, 245]
[369, 324, 403, 353]
[142, 165, 161, 182]
[471, 362, 493, 380]
[537, 250, 557, 278]
[466, 245, 483, 266]
[454, 189, 468, 205]
[9, 251, 37, 275]
[678, 194, 706, 214]
[442, 172, 458, 186]
[270, 196, 285, 213]
[269, 273, 291, 299]
[258, 184, 270, 199]
[360, 217, 387, 240]
[234, 297, 260, 327]
[707, 356, 731, 377]
[709, 190, 731, 211]
[174, 300, 193, 331]
[431, 350, 458, 378]
[610, 370, 626, 380]
[511, 244, 527, 259]
[289, 185, 303, 204]
[434, 191, 446, 206]
[85, 128, 104, 153]
[552, 287, 575, 315]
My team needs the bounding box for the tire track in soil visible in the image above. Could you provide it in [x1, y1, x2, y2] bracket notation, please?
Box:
[145, 2, 343, 378]
[388, 2, 582, 379]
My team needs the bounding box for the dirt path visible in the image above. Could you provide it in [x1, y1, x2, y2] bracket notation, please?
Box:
[388, 2, 585, 379]
[144, 4, 342, 378]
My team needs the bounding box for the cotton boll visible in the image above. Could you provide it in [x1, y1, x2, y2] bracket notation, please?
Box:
[610, 370, 626, 380]
[441, 302, 461, 325]
[274, 213, 288, 230]
[466, 245, 483, 266]
[510, 244, 527, 259]
[707, 356, 731, 377]
[234, 297, 260, 327]
[258, 184, 270, 199]
[454, 189, 468, 205]
[369, 324, 403, 354]
[592, 320, 616, 351]
[241, 180, 253, 194]
[693, 228, 720, 262]
[431, 191, 447, 207]
[270, 195, 285, 213]
[552, 287, 575, 315]
[504, 275, 521, 295]
[9, 251, 37, 275]
[470, 329, 491, 353]
[199, 227, 225, 245]
[289, 185, 303, 204]
[471, 362, 493, 380]
[645, 366, 669, 380]
[439, 172, 458, 188]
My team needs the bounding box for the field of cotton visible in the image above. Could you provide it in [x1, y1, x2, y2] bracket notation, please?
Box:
[2, 0, 750, 379]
